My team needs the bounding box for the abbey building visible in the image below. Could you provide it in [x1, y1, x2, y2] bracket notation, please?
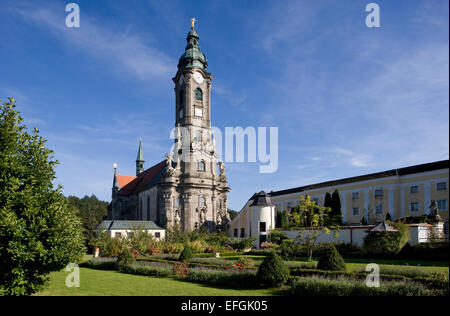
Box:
[106, 21, 230, 232]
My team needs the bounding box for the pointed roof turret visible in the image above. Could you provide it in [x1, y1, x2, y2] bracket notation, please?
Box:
[136, 138, 145, 176]
[178, 18, 208, 71]
[136, 138, 144, 162]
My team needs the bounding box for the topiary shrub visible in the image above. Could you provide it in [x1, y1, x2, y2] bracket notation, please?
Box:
[116, 248, 135, 268]
[256, 252, 290, 287]
[178, 246, 194, 262]
[316, 244, 346, 271]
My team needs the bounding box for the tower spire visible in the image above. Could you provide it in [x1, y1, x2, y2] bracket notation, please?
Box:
[136, 138, 145, 175]
[177, 19, 208, 71]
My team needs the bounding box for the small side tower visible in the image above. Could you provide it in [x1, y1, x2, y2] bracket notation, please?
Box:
[136, 138, 145, 176]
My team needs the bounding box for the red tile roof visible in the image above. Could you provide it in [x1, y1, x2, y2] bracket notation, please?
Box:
[115, 175, 136, 189]
[117, 160, 167, 196]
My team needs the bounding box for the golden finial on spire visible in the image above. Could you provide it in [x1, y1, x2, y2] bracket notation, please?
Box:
[191, 17, 196, 29]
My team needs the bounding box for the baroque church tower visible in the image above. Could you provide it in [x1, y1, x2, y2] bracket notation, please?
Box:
[108, 20, 230, 232]
[161, 19, 230, 231]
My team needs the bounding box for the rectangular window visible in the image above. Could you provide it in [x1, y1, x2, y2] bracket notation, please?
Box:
[437, 200, 447, 211]
[352, 192, 359, 200]
[233, 229, 238, 238]
[312, 197, 319, 205]
[375, 204, 383, 214]
[115, 232, 121, 238]
[410, 202, 420, 213]
[240, 228, 245, 238]
[352, 207, 359, 216]
[437, 182, 447, 191]
[287, 202, 292, 210]
[194, 107, 203, 117]
[259, 222, 266, 233]
[155, 232, 161, 239]
[375, 189, 383, 198]
[217, 199, 222, 209]
[410, 185, 419, 193]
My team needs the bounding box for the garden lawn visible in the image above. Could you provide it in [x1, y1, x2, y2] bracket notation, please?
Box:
[35, 268, 279, 296]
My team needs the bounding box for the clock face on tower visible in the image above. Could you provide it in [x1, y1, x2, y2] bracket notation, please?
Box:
[193, 71, 204, 84]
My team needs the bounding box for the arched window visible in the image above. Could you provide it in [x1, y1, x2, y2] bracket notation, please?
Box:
[200, 197, 206, 207]
[198, 161, 206, 171]
[195, 88, 203, 101]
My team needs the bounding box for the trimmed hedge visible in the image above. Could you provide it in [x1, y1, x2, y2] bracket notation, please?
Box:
[289, 268, 449, 291]
[316, 245, 346, 271]
[119, 263, 172, 278]
[288, 276, 439, 296]
[186, 269, 258, 288]
[256, 252, 290, 287]
[81, 258, 117, 270]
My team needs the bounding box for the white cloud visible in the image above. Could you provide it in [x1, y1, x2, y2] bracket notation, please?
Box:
[15, 7, 175, 83]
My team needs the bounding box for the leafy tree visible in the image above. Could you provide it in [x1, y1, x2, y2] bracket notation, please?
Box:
[324, 192, 332, 208]
[281, 210, 289, 229]
[269, 230, 287, 245]
[0, 98, 85, 295]
[291, 195, 337, 261]
[275, 210, 282, 228]
[256, 252, 290, 287]
[316, 244, 346, 271]
[67, 195, 108, 252]
[330, 189, 343, 225]
[227, 208, 238, 221]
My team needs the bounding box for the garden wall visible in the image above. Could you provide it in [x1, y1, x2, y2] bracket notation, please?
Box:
[281, 223, 436, 246]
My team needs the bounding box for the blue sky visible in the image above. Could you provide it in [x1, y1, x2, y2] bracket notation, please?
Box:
[1, 0, 448, 211]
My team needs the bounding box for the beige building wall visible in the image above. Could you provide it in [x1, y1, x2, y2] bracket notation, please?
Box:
[229, 163, 448, 236]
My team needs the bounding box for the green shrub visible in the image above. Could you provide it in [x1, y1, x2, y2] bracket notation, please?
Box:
[179, 246, 194, 262]
[116, 248, 135, 268]
[280, 239, 295, 259]
[316, 245, 346, 271]
[82, 258, 117, 270]
[363, 221, 410, 254]
[231, 237, 256, 251]
[186, 269, 257, 288]
[269, 231, 288, 245]
[256, 252, 290, 287]
[119, 262, 172, 277]
[289, 276, 437, 296]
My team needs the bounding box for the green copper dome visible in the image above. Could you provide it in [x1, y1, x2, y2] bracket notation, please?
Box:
[178, 27, 208, 71]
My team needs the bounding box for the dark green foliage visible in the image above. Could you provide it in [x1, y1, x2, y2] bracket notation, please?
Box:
[316, 245, 346, 271]
[281, 210, 288, 229]
[363, 221, 410, 254]
[116, 248, 135, 268]
[324, 192, 332, 208]
[361, 216, 368, 225]
[385, 212, 392, 221]
[0, 98, 85, 295]
[186, 270, 258, 288]
[178, 246, 194, 262]
[330, 189, 342, 225]
[275, 210, 282, 228]
[67, 195, 108, 252]
[256, 252, 290, 287]
[227, 208, 238, 221]
[231, 237, 256, 251]
[280, 239, 295, 259]
[269, 230, 287, 245]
